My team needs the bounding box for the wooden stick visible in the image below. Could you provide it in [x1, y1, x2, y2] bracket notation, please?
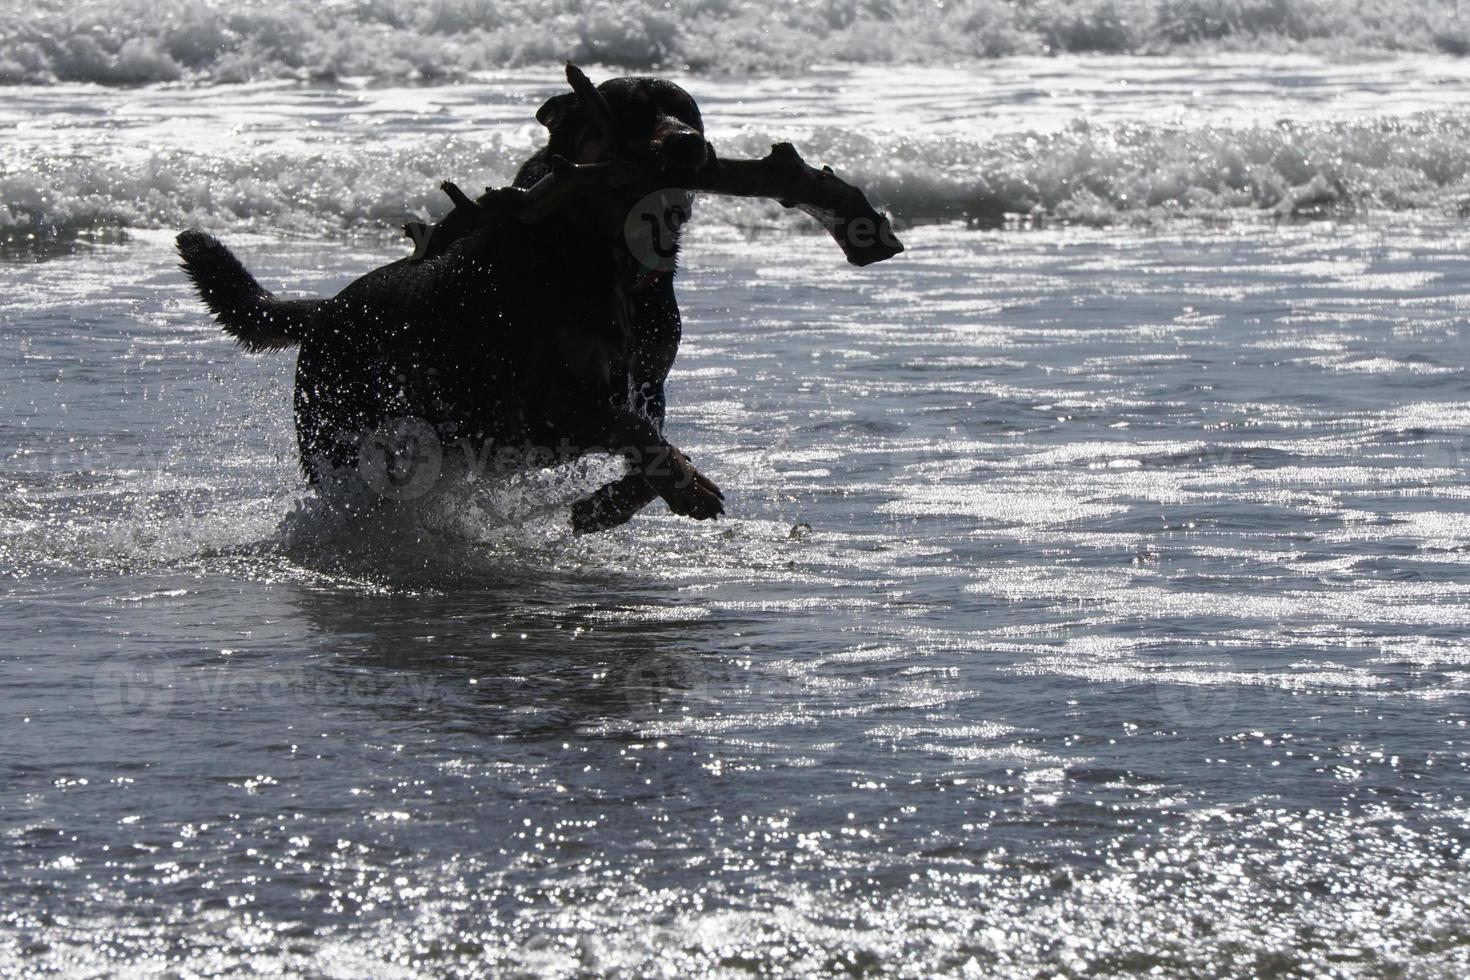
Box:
[408, 143, 904, 266]
[682, 143, 903, 266]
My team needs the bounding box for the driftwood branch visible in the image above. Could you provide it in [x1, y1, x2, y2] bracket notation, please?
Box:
[405, 144, 903, 267]
[519, 156, 644, 222]
[682, 142, 902, 266]
[403, 182, 526, 261]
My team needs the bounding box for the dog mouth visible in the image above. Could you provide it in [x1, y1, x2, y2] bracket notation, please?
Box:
[573, 124, 711, 175]
[651, 127, 710, 171]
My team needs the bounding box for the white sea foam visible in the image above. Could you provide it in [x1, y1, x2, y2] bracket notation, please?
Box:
[1, 0, 1465, 85]
[4, 100, 1467, 245]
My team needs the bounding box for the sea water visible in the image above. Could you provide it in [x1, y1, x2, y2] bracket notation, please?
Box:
[2, 6, 1469, 975]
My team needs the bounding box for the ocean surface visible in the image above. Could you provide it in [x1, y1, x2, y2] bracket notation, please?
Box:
[3, 7, 1470, 976]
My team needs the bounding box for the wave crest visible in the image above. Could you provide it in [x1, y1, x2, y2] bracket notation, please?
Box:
[0, 0, 1461, 86]
[5, 111, 1467, 247]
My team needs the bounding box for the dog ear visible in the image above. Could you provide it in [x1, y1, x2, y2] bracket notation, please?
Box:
[536, 93, 578, 131]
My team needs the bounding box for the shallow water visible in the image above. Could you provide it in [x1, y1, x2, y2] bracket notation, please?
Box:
[3, 58, 1470, 978]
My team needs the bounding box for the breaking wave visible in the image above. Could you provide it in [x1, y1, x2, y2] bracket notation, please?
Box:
[1, 0, 1466, 86]
[4, 109, 1469, 246]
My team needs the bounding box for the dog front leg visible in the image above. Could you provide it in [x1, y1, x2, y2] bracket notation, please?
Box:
[570, 471, 659, 534]
[570, 412, 723, 528]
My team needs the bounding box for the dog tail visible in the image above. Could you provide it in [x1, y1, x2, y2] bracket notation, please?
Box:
[176, 229, 320, 351]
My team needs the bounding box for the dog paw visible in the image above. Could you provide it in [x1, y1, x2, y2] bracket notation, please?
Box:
[648, 449, 724, 521]
[662, 481, 724, 521]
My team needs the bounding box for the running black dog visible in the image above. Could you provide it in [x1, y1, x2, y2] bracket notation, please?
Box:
[179, 70, 721, 531]
[179, 66, 902, 533]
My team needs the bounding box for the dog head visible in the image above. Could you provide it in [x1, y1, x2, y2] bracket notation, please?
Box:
[535, 75, 710, 172]
[524, 72, 710, 270]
